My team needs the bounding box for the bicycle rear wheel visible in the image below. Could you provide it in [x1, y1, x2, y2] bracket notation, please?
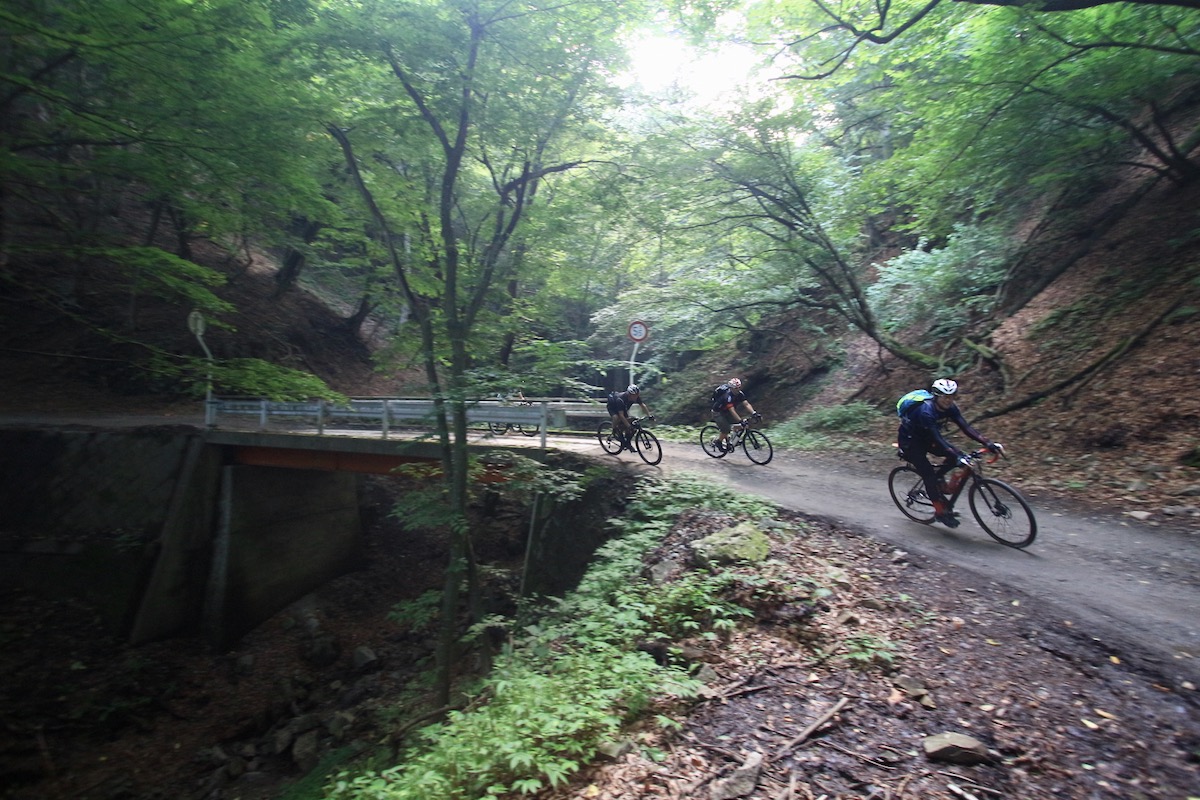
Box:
[518, 424, 540, 437]
[742, 430, 773, 465]
[700, 424, 728, 458]
[888, 465, 936, 523]
[968, 478, 1037, 548]
[634, 429, 663, 465]
[487, 422, 509, 435]
[597, 421, 623, 455]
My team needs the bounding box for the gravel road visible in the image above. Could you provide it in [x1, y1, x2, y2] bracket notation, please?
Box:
[635, 438, 1200, 690]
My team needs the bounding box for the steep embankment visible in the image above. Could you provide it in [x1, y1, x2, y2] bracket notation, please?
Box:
[0, 230, 400, 415]
[687, 173, 1200, 520]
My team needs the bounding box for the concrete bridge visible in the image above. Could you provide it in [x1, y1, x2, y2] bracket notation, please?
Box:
[0, 399, 614, 650]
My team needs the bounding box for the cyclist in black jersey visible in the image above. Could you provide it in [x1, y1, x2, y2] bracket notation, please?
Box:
[606, 384, 653, 451]
[711, 377, 760, 452]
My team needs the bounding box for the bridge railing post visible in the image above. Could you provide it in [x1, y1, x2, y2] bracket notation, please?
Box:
[317, 400, 326, 434]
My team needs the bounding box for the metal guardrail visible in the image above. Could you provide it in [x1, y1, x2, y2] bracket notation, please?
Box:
[205, 397, 610, 445]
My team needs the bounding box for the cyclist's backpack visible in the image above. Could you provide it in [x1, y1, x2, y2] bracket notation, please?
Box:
[709, 383, 731, 412]
[896, 389, 933, 420]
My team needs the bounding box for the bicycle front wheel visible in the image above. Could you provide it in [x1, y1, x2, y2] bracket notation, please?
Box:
[700, 424, 728, 458]
[888, 465, 936, 523]
[742, 430, 773, 465]
[518, 424, 540, 437]
[968, 478, 1037, 549]
[487, 422, 508, 435]
[634, 429, 663, 466]
[597, 421, 622, 455]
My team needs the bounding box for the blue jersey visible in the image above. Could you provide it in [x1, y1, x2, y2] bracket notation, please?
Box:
[899, 398, 988, 456]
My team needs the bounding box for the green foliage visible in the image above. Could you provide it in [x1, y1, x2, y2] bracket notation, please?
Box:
[73, 246, 235, 315]
[644, 572, 755, 641]
[278, 747, 364, 800]
[388, 590, 444, 634]
[327, 475, 776, 800]
[840, 634, 897, 670]
[867, 223, 1015, 337]
[463, 346, 611, 400]
[388, 453, 586, 534]
[648, 424, 702, 443]
[771, 401, 878, 450]
[330, 649, 679, 800]
[132, 353, 342, 401]
[197, 358, 341, 401]
[477, 453, 589, 505]
[1166, 306, 1200, 325]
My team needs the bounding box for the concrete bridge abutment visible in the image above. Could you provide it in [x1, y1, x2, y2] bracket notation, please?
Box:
[0, 427, 365, 649]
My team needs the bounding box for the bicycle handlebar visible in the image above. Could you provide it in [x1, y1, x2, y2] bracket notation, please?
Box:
[967, 447, 1004, 465]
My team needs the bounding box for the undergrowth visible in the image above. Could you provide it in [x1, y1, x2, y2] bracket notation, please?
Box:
[326, 474, 777, 800]
[771, 401, 878, 450]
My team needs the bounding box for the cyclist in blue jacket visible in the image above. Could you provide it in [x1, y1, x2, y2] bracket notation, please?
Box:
[897, 378, 1003, 528]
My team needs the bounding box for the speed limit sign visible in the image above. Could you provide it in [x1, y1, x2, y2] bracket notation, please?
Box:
[628, 320, 649, 342]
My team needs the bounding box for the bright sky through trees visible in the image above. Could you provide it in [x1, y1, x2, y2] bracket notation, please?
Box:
[620, 31, 763, 106]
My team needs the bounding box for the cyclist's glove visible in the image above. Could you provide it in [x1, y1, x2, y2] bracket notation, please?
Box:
[957, 454, 973, 468]
[752, 412, 763, 420]
[986, 441, 1004, 453]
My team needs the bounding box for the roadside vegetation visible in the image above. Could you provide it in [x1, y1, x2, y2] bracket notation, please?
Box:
[326, 476, 778, 799]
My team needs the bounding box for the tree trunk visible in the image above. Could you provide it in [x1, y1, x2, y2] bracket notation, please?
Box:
[274, 218, 322, 296]
[344, 295, 373, 336]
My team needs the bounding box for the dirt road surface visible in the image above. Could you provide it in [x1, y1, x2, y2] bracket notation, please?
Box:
[629, 439, 1200, 690]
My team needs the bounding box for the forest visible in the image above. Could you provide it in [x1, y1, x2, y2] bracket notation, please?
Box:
[3, 1, 1200, 798]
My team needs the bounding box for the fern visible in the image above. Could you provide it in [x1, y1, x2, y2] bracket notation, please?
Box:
[327, 475, 777, 800]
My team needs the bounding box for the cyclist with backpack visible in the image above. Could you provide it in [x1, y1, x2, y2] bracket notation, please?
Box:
[710, 377, 761, 452]
[896, 378, 1003, 528]
[607, 384, 653, 452]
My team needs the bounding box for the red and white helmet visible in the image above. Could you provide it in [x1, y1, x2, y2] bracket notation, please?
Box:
[728, 377, 742, 389]
[931, 378, 958, 396]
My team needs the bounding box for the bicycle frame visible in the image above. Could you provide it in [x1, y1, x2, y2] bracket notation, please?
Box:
[729, 420, 749, 447]
[940, 448, 997, 508]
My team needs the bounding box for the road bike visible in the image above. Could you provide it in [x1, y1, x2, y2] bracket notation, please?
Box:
[487, 419, 540, 437]
[485, 399, 540, 437]
[700, 417, 773, 465]
[597, 416, 662, 466]
[888, 448, 1037, 548]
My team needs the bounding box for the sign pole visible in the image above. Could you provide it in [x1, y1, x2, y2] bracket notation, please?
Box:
[187, 311, 215, 426]
[626, 320, 649, 386]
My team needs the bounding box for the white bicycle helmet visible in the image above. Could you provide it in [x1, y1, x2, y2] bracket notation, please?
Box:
[626, 384, 639, 394]
[728, 377, 742, 389]
[931, 378, 958, 396]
